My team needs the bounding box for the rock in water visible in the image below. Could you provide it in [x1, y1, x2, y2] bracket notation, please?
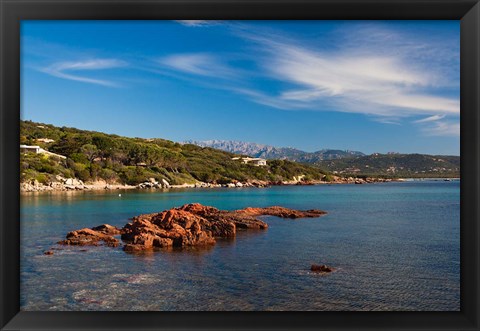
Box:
[237, 206, 327, 219]
[91, 224, 122, 235]
[58, 228, 120, 247]
[310, 264, 334, 273]
[59, 203, 327, 252]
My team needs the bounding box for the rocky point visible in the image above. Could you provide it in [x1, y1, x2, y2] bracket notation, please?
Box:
[58, 203, 327, 252]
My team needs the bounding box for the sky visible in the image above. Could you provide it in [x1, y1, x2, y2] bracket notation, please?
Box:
[21, 20, 460, 155]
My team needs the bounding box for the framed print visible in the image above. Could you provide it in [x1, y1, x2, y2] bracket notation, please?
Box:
[1, 0, 479, 330]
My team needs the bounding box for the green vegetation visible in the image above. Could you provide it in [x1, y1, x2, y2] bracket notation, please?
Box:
[316, 153, 460, 178]
[20, 120, 328, 185]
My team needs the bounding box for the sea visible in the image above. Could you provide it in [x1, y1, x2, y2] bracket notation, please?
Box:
[20, 180, 460, 311]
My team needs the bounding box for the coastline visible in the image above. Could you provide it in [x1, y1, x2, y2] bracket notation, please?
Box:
[17, 176, 437, 193]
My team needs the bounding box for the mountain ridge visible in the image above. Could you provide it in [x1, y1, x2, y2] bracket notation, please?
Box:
[183, 139, 365, 162]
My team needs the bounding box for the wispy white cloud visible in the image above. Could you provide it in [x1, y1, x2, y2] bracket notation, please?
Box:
[414, 114, 446, 123]
[371, 116, 403, 125]
[149, 23, 459, 136]
[412, 114, 459, 137]
[40, 59, 127, 87]
[158, 53, 240, 79]
[421, 120, 460, 137]
[158, 24, 459, 116]
[228, 87, 306, 110]
[175, 20, 217, 27]
[245, 34, 459, 117]
[338, 23, 460, 87]
[243, 25, 459, 136]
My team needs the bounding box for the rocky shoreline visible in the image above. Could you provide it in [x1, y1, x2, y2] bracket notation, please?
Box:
[57, 203, 327, 252]
[21, 175, 403, 193]
[20, 177, 137, 193]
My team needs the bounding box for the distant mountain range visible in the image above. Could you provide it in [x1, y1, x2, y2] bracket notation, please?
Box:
[183, 140, 365, 162]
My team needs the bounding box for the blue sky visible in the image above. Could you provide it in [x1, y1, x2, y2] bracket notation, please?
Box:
[21, 20, 460, 155]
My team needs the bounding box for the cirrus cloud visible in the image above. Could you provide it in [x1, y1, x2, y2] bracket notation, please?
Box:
[175, 20, 217, 27]
[246, 31, 459, 117]
[158, 53, 240, 80]
[40, 59, 128, 87]
[155, 23, 459, 137]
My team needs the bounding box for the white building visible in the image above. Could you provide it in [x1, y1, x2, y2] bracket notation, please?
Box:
[231, 157, 267, 166]
[20, 145, 66, 159]
[36, 138, 55, 143]
[20, 145, 41, 154]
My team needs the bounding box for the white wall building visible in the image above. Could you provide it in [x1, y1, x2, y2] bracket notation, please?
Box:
[20, 145, 66, 159]
[231, 157, 267, 166]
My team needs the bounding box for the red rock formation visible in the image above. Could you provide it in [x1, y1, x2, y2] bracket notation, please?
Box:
[91, 224, 122, 235]
[59, 203, 327, 252]
[121, 209, 217, 251]
[58, 228, 120, 247]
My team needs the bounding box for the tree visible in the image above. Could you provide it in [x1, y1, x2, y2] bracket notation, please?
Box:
[81, 144, 99, 163]
[143, 145, 163, 167]
[128, 144, 146, 165]
[92, 134, 117, 159]
[50, 133, 90, 157]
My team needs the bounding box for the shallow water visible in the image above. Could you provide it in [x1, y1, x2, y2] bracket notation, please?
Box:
[20, 181, 460, 311]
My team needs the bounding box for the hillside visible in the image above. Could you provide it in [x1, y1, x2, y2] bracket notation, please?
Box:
[317, 153, 460, 178]
[183, 140, 459, 178]
[20, 121, 329, 186]
[183, 140, 364, 162]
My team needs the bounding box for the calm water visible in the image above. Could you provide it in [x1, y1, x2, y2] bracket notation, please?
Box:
[20, 181, 460, 311]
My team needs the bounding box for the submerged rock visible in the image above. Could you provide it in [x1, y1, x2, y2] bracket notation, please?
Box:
[238, 206, 326, 219]
[310, 264, 334, 273]
[59, 203, 327, 252]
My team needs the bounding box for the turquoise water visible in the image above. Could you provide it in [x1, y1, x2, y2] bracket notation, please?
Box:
[20, 181, 460, 311]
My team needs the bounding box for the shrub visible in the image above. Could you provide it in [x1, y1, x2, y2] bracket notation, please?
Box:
[70, 153, 88, 163]
[35, 173, 49, 184]
[100, 168, 118, 183]
[323, 174, 334, 182]
[75, 168, 91, 182]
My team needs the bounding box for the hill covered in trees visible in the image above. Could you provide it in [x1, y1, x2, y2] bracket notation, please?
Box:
[184, 140, 459, 178]
[20, 121, 329, 186]
[317, 153, 460, 178]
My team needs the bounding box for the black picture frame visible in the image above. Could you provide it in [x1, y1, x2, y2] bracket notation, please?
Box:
[1, 0, 479, 330]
